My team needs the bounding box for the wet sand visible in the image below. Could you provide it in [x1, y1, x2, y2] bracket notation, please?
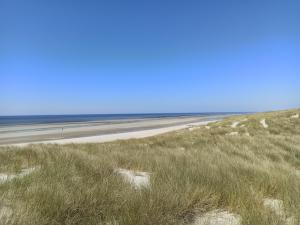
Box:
[0, 115, 227, 146]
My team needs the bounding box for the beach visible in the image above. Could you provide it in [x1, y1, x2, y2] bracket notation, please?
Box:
[0, 115, 227, 146]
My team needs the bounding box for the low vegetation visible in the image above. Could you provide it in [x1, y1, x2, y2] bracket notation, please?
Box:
[0, 109, 299, 225]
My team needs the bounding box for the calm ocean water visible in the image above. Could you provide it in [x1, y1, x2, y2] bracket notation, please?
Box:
[0, 113, 234, 126]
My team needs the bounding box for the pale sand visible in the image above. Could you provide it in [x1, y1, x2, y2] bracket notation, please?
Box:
[263, 198, 295, 225]
[0, 167, 39, 183]
[231, 121, 240, 128]
[2, 119, 219, 147]
[290, 114, 299, 119]
[231, 119, 247, 128]
[226, 132, 239, 136]
[116, 169, 150, 189]
[194, 210, 241, 225]
[260, 119, 268, 128]
[263, 198, 285, 217]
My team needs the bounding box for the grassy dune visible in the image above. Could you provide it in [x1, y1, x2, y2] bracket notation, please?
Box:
[0, 109, 299, 225]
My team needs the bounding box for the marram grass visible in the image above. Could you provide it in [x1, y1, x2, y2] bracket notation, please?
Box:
[0, 109, 299, 225]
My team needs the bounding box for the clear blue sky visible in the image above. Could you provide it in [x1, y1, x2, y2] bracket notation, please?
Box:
[1, 0, 300, 115]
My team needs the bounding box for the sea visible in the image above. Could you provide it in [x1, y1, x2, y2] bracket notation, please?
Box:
[0, 113, 235, 126]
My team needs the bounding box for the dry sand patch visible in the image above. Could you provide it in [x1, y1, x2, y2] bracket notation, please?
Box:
[263, 198, 295, 225]
[260, 119, 269, 128]
[231, 121, 240, 128]
[226, 132, 239, 136]
[116, 169, 150, 189]
[193, 210, 241, 225]
[290, 114, 299, 119]
[0, 167, 39, 183]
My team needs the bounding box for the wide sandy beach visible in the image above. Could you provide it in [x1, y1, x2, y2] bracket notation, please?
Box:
[0, 115, 228, 146]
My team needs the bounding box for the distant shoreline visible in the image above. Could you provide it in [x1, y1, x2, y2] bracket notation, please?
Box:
[0, 112, 242, 127]
[0, 114, 232, 146]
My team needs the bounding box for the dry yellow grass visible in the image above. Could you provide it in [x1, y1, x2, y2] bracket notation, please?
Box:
[0, 109, 299, 225]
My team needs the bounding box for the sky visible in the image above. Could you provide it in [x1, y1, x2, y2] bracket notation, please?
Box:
[1, 0, 300, 115]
